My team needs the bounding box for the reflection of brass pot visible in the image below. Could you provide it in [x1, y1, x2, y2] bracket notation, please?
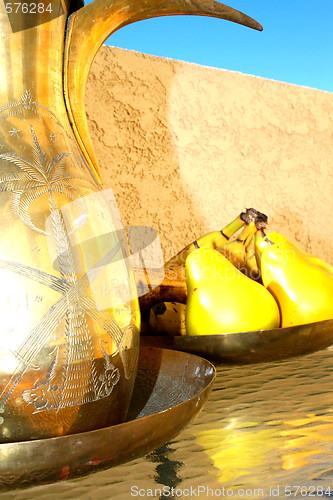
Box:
[0, 0, 261, 442]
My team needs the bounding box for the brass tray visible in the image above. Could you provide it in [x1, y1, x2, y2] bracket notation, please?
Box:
[0, 347, 215, 492]
[142, 319, 333, 364]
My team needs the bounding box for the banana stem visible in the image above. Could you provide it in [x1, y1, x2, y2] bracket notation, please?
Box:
[259, 228, 274, 246]
[220, 213, 246, 240]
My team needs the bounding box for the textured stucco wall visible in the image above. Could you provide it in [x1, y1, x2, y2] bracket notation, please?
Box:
[85, 46, 333, 263]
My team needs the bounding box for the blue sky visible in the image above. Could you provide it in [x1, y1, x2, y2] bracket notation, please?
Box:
[86, 0, 333, 93]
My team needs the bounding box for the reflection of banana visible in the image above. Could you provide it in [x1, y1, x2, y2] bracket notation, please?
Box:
[196, 422, 282, 485]
[149, 301, 186, 336]
[197, 414, 333, 486]
[280, 413, 333, 471]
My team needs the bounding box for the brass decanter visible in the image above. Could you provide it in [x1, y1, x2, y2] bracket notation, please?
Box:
[0, 0, 261, 442]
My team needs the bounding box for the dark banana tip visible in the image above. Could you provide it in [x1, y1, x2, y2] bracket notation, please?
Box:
[152, 302, 167, 315]
[240, 208, 268, 227]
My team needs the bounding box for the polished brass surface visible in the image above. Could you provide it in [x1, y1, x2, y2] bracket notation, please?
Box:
[3, 346, 333, 498]
[0, 0, 140, 442]
[0, 0, 142, 443]
[0, 346, 215, 491]
[0, 0, 262, 443]
[143, 319, 333, 363]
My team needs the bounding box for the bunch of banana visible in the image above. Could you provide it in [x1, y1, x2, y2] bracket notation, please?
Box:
[143, 208, 267, 334]
[146, 212, 333, 337]
[139, 208, 267, 317]
[165, 208, 251, 268]
[219, 220, 258, 278]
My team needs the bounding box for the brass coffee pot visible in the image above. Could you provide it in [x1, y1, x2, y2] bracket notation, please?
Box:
[0, 0, 261, 442]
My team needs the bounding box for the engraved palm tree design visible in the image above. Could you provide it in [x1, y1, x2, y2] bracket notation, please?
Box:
[0, 125, 93, 234]
[0, 125, 135, 411]
[0, 90, 63, 131]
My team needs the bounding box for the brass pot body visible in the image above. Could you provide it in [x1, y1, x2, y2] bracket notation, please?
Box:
[0, 0, 140, 443]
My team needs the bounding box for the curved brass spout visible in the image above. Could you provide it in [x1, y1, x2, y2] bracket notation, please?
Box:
[64, 0, 263, 183]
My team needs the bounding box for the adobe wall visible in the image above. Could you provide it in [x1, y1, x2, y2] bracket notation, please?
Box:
[86, 46, 333, 263]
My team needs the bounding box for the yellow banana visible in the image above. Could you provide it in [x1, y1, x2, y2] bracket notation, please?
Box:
[149, 301, 187, 336]
[139, 264, 187, 318]
[245, 210, 268, 280]
[165, 211, 247, 268]
[218, 221, 258, 275]
[245, 251, 261, 280]
[216, 210, 267, 279]
[140, 211, 246, 314]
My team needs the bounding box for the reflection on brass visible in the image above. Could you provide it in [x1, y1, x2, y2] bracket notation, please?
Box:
[0, 347, 215, 491]
[143, 319, 333, 363]
[0, 0, 261, 443]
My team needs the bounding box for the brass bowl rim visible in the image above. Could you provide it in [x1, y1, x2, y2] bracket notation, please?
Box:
[144, 319, 333, 364]
[0, 347, 216, 491]
[0, 347, 216, 446]
[177, 318, 333, 338]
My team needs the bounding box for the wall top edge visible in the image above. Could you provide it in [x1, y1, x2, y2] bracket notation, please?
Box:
[101, 44, 333, 96]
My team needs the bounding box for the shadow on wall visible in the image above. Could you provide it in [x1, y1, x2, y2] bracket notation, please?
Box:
[85, 45, 333, 263]
[85, 45, 209, 262]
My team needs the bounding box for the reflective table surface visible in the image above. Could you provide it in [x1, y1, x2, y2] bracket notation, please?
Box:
[2, 345, 333, 499]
